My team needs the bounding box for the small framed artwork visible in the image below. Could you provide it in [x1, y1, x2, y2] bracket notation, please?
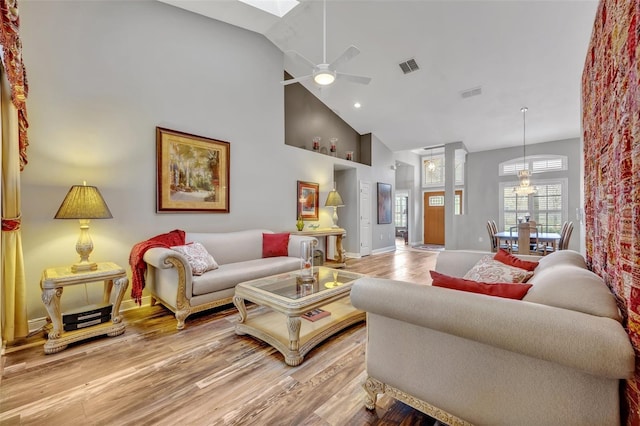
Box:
[297, 180, 319, 220]
[377, 182, 392, 224]
[156, 127, 230, 213]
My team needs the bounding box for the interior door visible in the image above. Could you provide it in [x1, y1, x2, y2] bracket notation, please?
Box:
[423, 190, 462, 245]
[359, 181, 371, 256]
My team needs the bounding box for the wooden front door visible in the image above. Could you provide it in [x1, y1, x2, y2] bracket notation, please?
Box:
[423, 191, 462, 245]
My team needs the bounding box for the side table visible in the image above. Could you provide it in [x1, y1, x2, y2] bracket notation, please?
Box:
[40, 261, 129, 354]
[291, 228, 347, 268]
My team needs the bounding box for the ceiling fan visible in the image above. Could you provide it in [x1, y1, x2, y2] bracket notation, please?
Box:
[281, 0, 371, 87]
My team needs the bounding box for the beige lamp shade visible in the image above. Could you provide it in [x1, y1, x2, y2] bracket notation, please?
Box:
[324, 189, 344, 207]
[54, 184, 112, 272]
[54, 185, 113, 219]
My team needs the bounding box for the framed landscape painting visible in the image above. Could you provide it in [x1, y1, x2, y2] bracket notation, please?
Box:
[156, 127, 230, 213]
[297, 180, 319, 220]
[377, 182, 392, 224]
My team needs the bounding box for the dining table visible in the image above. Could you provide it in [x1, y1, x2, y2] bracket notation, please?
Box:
[494, 230, 562, 254]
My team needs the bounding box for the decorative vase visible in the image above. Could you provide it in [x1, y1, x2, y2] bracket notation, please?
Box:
[298, 240, 315, 285]
[296, 215, 304, 231]
[329, 137, 338, 157]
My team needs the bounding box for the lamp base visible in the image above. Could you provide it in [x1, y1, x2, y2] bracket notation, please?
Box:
[71, 261, 98, 273]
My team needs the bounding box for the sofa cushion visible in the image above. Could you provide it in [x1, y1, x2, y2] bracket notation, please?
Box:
[171, 242, 218, 276]
[464, 255, 534, 283]
[524, 265, 622, 321]
[191, 257, 299, 296]
[262, 232, 290, 258]
[494, 249, 538, 271]
[431, 271, 532, 299]
[187, 230, 270, 266]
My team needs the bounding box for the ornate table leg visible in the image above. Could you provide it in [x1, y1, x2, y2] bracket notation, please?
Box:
[335, 232, 346, 264]
[111, 277, 128, 324]
[285, 315, 303, 366]
[233, 296, 247, 323]
[41, 287, 63, 339]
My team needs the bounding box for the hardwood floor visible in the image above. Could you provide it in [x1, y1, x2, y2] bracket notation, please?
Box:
[1, 248, 439, 426]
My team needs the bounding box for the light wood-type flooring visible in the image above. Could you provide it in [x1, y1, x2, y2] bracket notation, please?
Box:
[1, 247, 439, 425]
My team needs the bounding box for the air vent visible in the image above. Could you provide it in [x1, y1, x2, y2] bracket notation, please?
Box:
[461, 86, 482, 99]
[399, 58, 419, 74]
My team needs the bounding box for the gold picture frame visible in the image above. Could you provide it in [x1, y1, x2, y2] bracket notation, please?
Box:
[297, 180, 319, 221]
[156, 127, 230, 213]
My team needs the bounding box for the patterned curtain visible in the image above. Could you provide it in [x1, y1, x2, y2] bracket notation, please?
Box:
[582, 0, 640, 423]
[0, 0, 28, 344]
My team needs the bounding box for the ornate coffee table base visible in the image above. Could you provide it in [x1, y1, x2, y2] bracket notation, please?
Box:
[234, 296, 364, 366]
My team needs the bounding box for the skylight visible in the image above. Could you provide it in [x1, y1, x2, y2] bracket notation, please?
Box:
[238, 0, 299, 18]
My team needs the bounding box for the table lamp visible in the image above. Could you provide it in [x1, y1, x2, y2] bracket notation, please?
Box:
[54, 182, 113, 272]
[324, 183, 344, 229]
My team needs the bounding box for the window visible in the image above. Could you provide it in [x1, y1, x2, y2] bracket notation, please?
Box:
[394, 195, 408, 227]
[500, 178, 568, 233]
[422, 150, 466, 187]
[499, 155, 567, 176]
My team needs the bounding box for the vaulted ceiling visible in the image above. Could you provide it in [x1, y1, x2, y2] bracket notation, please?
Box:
[159, 0, 598, 153]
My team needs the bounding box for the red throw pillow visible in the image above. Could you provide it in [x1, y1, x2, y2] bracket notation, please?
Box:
[494, 249, 539, 271]
[262, 233, 290, 258]
[430, 270, 532, 300]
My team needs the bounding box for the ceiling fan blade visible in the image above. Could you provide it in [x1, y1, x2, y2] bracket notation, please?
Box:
[336, 72, 372, 85]
[281, 74, 313, 85]
[329, 45, 360, 70]
[284, 50, 317, 70]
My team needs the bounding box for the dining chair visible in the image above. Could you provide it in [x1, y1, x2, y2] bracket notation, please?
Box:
[537, 221, 571, 255]
[561, 222, 574, 250]
[489, 220, 510, 252]
[487, 221, 498, 252]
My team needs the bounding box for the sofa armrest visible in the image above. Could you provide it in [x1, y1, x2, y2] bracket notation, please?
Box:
[287, 235, 318, 258]
[143, 247, 194, 307]
[143, 247, 190, 271]
[351, 277, 635, 379]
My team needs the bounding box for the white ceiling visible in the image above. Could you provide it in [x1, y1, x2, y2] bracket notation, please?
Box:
[159, 0, 598, 153]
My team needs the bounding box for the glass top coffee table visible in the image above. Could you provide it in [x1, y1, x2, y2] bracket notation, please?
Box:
[233, 266, 366, 366]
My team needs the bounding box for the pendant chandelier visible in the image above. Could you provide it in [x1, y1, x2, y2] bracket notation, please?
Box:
[513, 107, 537, 196]
[427, 150, 436, 171]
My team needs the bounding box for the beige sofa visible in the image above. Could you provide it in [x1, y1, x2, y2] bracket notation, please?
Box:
[351, 250, 635, 426]
[143, 229, 316, 329]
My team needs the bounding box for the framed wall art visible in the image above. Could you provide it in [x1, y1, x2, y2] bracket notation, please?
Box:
[156, 127, 230, 213]
[377, 182, 392, 224]
[297, 180, 319, 221]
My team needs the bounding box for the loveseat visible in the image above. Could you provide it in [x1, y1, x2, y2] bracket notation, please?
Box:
[351, 250, 635, 425]
[142, 229, 316, 329]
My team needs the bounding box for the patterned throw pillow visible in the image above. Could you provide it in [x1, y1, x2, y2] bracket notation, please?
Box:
[463, 255, 534, 283]
[171, 242, 219, 276]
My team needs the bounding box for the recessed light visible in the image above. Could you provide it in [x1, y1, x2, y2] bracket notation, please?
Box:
[354, 102, 361, 109]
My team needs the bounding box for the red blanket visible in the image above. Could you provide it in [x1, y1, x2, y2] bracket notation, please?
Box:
[129, 229, 185, 305]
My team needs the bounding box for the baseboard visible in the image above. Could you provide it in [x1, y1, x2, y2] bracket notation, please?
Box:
[372, 245, 396, 255]
[345, 252, 361, 259]
[27, 295, 153, 335]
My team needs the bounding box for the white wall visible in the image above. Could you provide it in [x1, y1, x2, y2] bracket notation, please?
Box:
[370, 135, 396, 252]
[18, 1, 388, 321]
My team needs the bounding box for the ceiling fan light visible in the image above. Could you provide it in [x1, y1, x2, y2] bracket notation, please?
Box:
[313, 70, 335, 85]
